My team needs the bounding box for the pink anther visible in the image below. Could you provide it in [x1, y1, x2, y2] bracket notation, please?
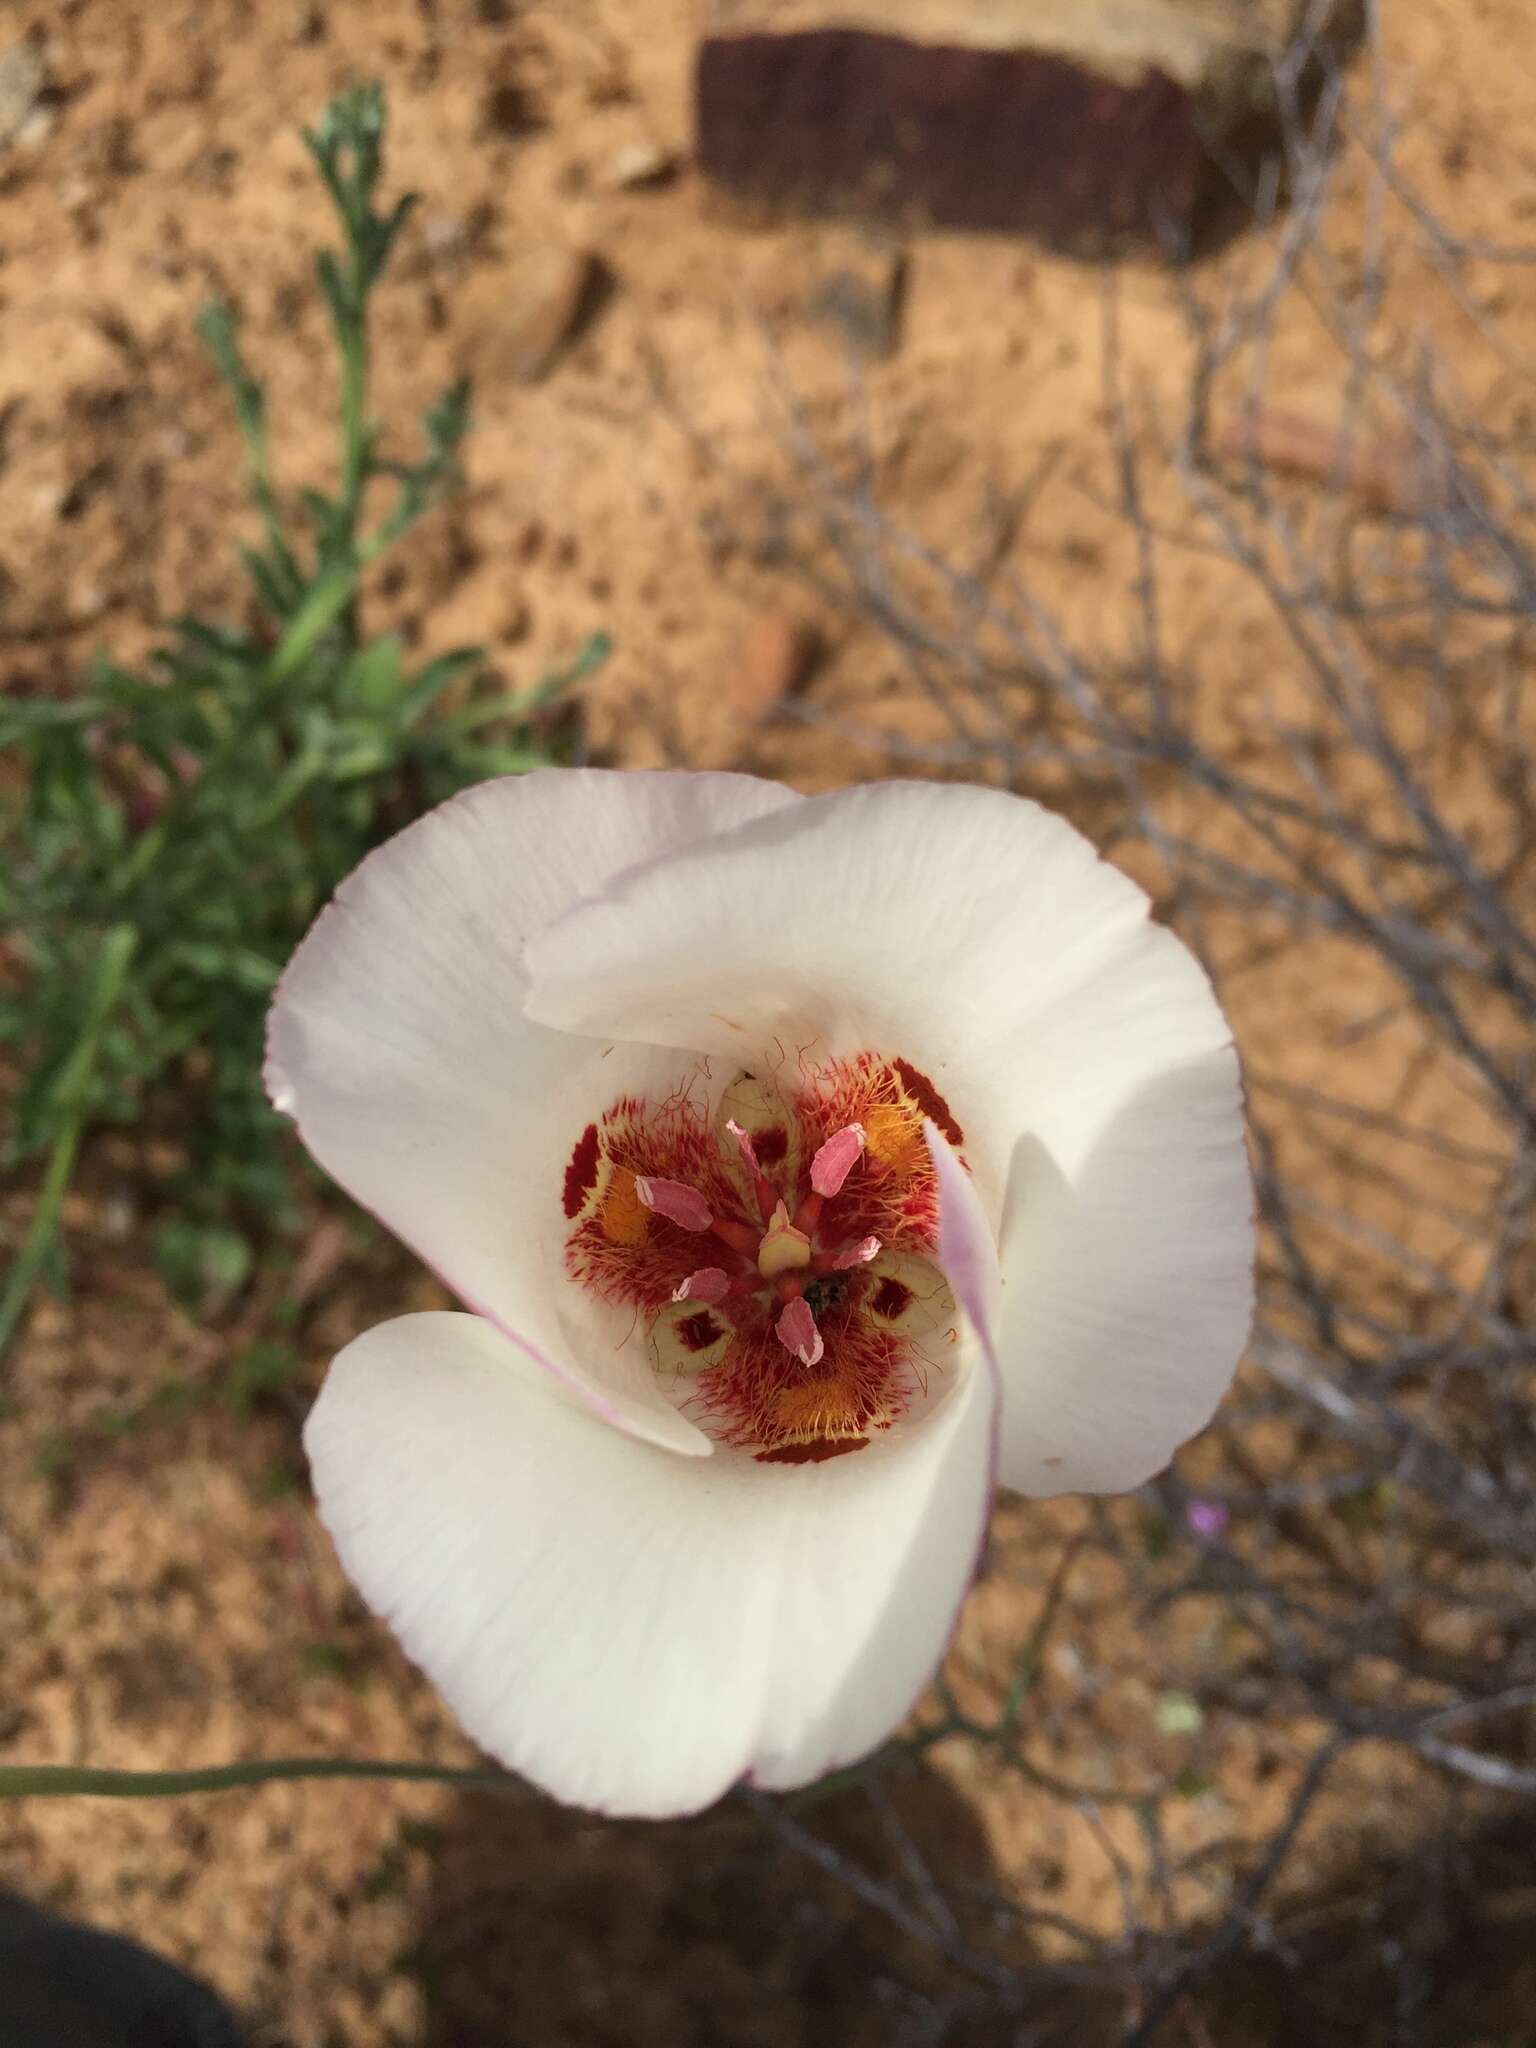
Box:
[832, 1235, 881, 1270]
[725, 1118, 760, 1173]
[727, 1115, 778, 1221]
[775, 1295, 825, 1369]
[810, 1123, 865, 1198]
[672, 1266, 732, 1306]
[634, 1176, 714, 1232]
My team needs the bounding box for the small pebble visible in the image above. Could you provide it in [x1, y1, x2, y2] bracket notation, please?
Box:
[733, 611, 820, 722]
[498, 244, 600, 384]
[603, 138, 677, 190]
[0, 38, 44, 156]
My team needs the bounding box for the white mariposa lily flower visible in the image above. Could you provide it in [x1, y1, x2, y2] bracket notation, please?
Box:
[265, 771, 1252, 1817]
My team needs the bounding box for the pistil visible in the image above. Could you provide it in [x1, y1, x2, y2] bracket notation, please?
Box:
[756, 1199, 812, 1279]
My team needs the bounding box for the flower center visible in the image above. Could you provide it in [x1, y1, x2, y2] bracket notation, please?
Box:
[561, 1054, 965, 1461]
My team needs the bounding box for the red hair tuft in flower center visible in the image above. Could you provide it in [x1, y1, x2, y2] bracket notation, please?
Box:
[563, 1055, 961, 1459]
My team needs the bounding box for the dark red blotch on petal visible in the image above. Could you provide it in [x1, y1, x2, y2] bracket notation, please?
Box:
[871, 1276, 914, 1320]
[677, 1310, 726, 1353]
[892, 1058, 964, 1148]
[562, 1123, 601, 1218]
[756, 1437, 871, 1465]
[753, 1125, 790, 1168]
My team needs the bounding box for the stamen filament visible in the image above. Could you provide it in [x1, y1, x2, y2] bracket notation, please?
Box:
[710, 1217, 759, 1258]
[727, 1119, 780, 1223]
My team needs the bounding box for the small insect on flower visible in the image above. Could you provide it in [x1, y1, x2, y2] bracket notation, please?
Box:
[266, 771, 1253, 1817]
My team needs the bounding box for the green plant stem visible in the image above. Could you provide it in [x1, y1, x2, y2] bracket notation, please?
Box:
[0, 925, 137, 1360]
[196, 303, 298, 598]
[267, 562, 363, 683]
[337, 311, 369, 546]
[331, 231, 372, 664]
[0, 1756, 517, 1800]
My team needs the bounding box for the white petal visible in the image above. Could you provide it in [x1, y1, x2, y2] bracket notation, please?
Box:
[526, 783, 1158, 1198]
[306, 1312, 997, 1817]
[522, 781, 1251, 1491]
[995, 1045, 1253, 1495]
[266, 770, 799, 1456]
